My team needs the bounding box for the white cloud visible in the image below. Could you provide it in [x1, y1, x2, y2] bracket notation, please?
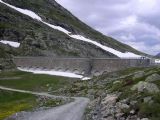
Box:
[135, 0, 158, 15]
[56, 0, 160, 55]
[120, 15, 137, 27]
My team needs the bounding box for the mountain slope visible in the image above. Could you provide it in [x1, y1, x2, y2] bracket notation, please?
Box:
[0, 1, 115, 58]
[0, 0, 146, 60]
[2, 0, 143, 54]
[156, 53, 160, 58]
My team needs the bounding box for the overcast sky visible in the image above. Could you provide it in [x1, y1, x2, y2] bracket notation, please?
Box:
[56, 0, 160, 55]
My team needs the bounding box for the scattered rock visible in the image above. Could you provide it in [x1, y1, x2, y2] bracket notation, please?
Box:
[101, 94, 118, 105]
[113, 80, 121, 84]
[130, 101, 137, 106]
[103, 116, 115, 120]
[5, 111, 30, 120]
[46, 84, 50, 87]
[115, 113, 124, 118]
[130, 110, 135, 114]
[116, 102, 130, 109]
[126, 115, 139, 120]
[131, 81, 160, 93]
[143, 96, 153, 104]
[145, 70, 156, 76]
[133, 71, 145, 80]
[145, 73, 160, 82]
[141, 118, 149, 120]
[48, 87, 52, 92]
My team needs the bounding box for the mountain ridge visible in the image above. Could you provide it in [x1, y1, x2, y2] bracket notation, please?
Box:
[156, 53, 160, 58]
[0, 0, 148, 63]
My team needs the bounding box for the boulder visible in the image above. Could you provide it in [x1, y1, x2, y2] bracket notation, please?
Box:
[130, 100, 137, 106]
[113, 80, 121, 84]
[116, 102, 130, 109]
[145, 70, 156, 76]
[141, 118, 149, 120]
[145, 73, 160, 82]
[133, 71, 145, 80]
[101, 94, 118, 105]
[131, 81, 160, 93]
[130, 110, 135, 114]
[143, 96, 153, 104]
[100, 94, 118, 119]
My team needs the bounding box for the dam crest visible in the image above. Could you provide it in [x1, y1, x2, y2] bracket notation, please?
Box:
[13, 57, 153, 76]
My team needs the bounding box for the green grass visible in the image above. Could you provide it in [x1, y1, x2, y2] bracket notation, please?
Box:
[0, 89, 65, 120]
[0, 90, 36, 120]
[138, 93, 160, 119]
[1, 67, 160, 119]
[0, 71, 75, 92]
[118, 67, 146, 76]
[0, 70, 75, 119]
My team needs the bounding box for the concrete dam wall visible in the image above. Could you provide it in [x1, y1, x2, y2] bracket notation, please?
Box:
[13, 57, 151, 76]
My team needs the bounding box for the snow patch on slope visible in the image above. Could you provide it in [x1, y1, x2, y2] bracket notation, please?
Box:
[155, 59, 160, 64]
[0, 0, 142, 58]
[0, 40, 20, 48]
[70, 35, 141, 58]
[43, 22, 71, 34]
[18, 67, 90, 80]
[0, 0, 41, 21]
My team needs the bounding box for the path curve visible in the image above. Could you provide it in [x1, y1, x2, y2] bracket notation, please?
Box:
[0, 86, 90, 120]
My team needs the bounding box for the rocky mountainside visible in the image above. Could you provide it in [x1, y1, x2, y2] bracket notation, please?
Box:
[0, 0, 149, 70]
[0, 0, 146, 58]
[57, 66, 160, 120]
[155, 53, 160, 58]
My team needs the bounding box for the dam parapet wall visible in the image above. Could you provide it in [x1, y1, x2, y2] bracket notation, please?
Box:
[13, 57, 151, 76]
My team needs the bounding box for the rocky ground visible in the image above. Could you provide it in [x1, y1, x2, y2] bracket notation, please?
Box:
[1, 66, 160, 120]
[83, 67, 160, 120]
[49, 66, 160, 120]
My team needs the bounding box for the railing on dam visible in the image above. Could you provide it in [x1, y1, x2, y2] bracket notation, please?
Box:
[13, 57, 152, 76]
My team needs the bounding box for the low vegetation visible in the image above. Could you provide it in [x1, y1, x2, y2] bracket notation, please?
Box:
[0, 70, 74, 92]
[0, 70, 76, 119]
[99, 67, 160, 119]
[0, 90, 64, 120]
[1, 67, 160, 120]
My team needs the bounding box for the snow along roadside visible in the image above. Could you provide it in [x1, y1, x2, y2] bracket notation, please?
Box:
[18, 67, 91, 80]
[0, 40, 20, 48]
[0, 0, 142, 58]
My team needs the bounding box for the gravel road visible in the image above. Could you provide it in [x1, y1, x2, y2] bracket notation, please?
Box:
[0, 86, 89, 120]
